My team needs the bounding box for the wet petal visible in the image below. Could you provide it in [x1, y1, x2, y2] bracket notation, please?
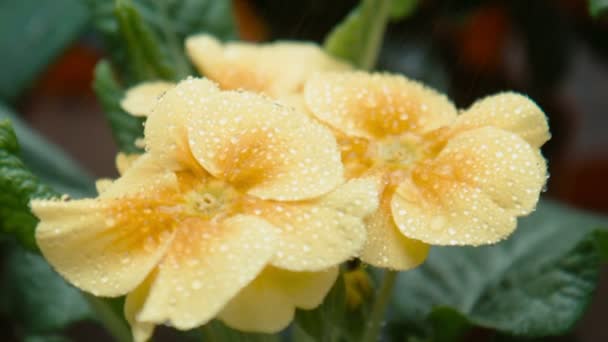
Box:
[392, 127, 546, 245]
[186, 34, 350, 96]
[116, 153, 141, 175]
[219, 267, 338, 333]
[304, 72, 457, 139]
[121, 82, 175, 117]
[137, 215, 277, 330]
[125, 271, 157, 342]
[144, 78, 220, 170]
[100, 153, 179, 199]
[188, 91, 343, 201]
[360, 193, 429, 270]
[32, 199, 175, 297]
[95, 179, 113, 195]
[250, 178, 378, 271]
[452, 92, 550, 148]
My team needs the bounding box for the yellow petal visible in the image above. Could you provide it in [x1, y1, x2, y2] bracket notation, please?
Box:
[219, 266, 338, 333]
[121, 82, 175, 117]
[188, 90, 343, 201]
[116, 153, 141, 175]
[304, 72, 457, 139]
[125, 271, 157, 342]
[392, 127, 546, 245]
[32, 199, 175, 297]
[360, 192, 429, 270]
[144, 78, 220, 171]
[452, 92, 550, 148]
[100, 153, 179, 199]
[137, 215, 277, 330]
[186, 34, 350, 96]
[95, 179, 113, 195]
[250, 178, 378, 271]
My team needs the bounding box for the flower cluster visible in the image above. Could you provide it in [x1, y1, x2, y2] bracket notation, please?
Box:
[32, 35, 549, 341]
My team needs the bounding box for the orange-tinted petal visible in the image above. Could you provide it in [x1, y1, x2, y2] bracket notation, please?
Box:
[137, 215, 277, 330]
[144, 78, 220, 171]
[32, 199, 175, 297]
[188, 90, 343, 201]
[304, 72, 457, 139]
[186, 34, 350, 96]
[452, 92, 550, 148]
[392, 127, 546, 245]
[250, 178, 378, 271]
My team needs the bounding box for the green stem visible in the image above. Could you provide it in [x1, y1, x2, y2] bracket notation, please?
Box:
[360, 0, 391, 70]
[361, 270, 398, 342]
[85, 295, 132, 342]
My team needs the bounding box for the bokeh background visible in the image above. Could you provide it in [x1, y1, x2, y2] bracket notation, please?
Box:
[1, 0, 607, 340]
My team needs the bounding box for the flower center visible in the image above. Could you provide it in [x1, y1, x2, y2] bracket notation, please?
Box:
[183, 179, 240, 222]
[369, 133, 423, 168]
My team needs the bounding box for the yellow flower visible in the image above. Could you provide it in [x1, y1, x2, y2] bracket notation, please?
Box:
[304, 71, 549, 270]
[32, 78, 378, 341]
[120, 35, 348, 120]
[185, 34, 351, 97]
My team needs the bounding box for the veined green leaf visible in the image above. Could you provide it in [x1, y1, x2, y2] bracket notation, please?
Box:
[0, 103, 94, 198]
[0, 120, 60, 250]
[87, 0, 237, 83]
[589, 0, 608, 17]
[324, 0, 393, 70]
[389, 200, 608, 339]
[0, 0, 88, 102]
[0, 239, 94, 338]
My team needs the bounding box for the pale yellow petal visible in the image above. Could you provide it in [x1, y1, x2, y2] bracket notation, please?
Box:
[360, 192, 429, 270]
[248, 178, 378, 271]
[144, 78, 220, 171]
[125, 271, 157, 342]
[100, 153, 179, 199]
[391, 127, 546, 245]
[304, 72, 457, 139]
[219, 267, 338, 333]
[452, 92, 550, 148]
[116, 153, 141, 175]
[121, 82, 175, 117]
[137, 215, 277, 330]
[95, 179, 113, 195]
[32, 199, 175, 297]
[188, 90, 343, 201]
[186, 34, 351, 96]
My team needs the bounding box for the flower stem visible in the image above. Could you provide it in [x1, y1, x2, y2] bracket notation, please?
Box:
[360, 0, 391, 71]
[361, 270, 398, 342]
[85, 295, 132, 342]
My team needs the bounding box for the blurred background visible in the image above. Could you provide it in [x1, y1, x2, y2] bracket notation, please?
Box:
[1, 0, 607, 340]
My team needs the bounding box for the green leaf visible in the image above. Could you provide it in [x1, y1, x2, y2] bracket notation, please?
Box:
[0, 120, 61, 250]
[589, 0, 608, 17]
[87, 0, 237, 83]
[93, 60, 145, 153]
[0, 103, 94, 197]
[389, 201, 608, 338]
[0, 0, 89, 102]
[0, 239, 94, 338]
[390, 0, 418, 20]
[324, 0, 393, 70]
